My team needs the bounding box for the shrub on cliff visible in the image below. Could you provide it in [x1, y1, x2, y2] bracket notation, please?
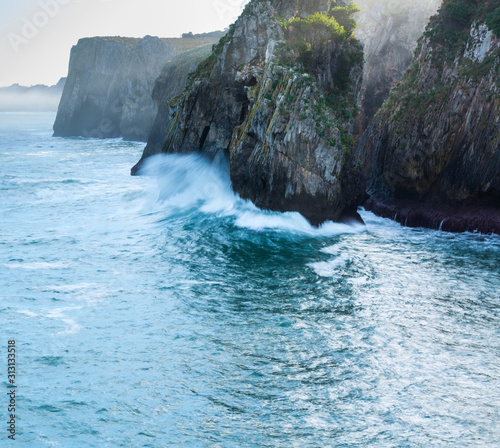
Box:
[288, 13, 347, 44]
[329, 2, 361, 37]
[486, 7, 500, 36]
[283, 2, 360, 72]
[425, 0, 500, 62]
[444, 1, 470, 25]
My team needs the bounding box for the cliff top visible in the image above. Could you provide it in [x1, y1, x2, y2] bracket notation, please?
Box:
[77, 32, 225, 51]
[0, 78, 66, 93]
[424, 0, 500, 56]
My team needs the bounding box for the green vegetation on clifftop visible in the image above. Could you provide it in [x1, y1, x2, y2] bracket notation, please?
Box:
[279, 2, 360, 72]
[486, 7, 500, 36]
[377, 0, 500, 136]
[269, 1, 362, 152]
[425, 0, 499, 60]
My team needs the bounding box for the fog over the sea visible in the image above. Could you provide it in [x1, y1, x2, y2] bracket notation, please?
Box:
[0, 0, 249, 87]
[0, 89, 59, 111]
[0, 79, 65, 111]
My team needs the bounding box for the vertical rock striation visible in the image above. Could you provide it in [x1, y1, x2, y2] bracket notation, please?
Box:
[131, 45, 215, 173]
[353, 0, 441, 136]
[53, 34, 222, 142]
[142, 0, 366, 225]
[357, 2, 500, 234]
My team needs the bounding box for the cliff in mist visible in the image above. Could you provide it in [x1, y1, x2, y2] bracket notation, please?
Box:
[353, 0, 441, 134]
[53, 34, 222, 141]
[132, 45, 214, 172]
[136, 0, 366, 225]
[0, 79, 66, 112]
[357, 1, 500, 234]
[132, 0, 445, 222]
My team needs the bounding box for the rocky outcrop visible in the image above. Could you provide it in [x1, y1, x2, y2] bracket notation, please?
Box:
[353, 0, 441, 136]
[0, 78, 66, 112]
[131, 45, 214, 173]
[357, 3, 500, 234]
[53, 34, 222, 141]
[139, 0, 366, 225]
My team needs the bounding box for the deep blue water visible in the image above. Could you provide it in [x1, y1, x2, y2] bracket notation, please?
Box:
[1, 112, 499, 447]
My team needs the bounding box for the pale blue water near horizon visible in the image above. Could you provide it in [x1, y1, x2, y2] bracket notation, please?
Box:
[1, 112, 500, 447]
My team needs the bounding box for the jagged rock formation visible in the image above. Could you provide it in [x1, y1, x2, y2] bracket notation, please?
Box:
[0, 78, 66, 112]
[138, 0, 366, 225]
[353, 0, 441, 136]
[131, 45, 214, 173]
[53, 34, 222, 141]
[357, 2, 500, 234]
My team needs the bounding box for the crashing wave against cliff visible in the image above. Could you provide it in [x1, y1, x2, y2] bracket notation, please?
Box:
[135, 0, 366, 226]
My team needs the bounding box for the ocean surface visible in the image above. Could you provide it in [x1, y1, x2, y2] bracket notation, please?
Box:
[1, 112, 499, 448]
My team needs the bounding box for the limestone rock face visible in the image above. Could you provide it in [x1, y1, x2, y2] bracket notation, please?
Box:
[131, 45, 214, 173]
[151, 0, 365, 225]
[353, 0, 441, 135]
[228, 39, 365, 225]
[53, 35, 221, 142]
[356, 10, 500, 234]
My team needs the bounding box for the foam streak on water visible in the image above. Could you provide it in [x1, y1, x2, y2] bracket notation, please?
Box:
[1, 113, 500, 447]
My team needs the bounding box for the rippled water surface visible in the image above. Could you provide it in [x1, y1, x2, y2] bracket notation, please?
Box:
[1, 113, 500, 447]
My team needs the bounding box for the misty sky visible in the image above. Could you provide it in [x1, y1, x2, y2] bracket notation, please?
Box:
[0, 0, 249, 87]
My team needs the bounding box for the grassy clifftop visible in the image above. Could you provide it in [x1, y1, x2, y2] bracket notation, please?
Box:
[81, 32, 225, 51]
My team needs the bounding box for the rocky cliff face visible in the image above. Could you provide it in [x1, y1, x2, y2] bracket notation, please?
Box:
[53, 35, 221, 142]
[353, 0, 441, 135]
[142, 0, 366, 225]
[131, 45, 214, 173]
[357, 2, 500, 234]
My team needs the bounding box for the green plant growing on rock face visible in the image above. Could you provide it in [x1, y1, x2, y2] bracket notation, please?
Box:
[270, 2, 363, 153]
[329, 2, 361, 37]
[281, 2, 360, 73]
[294, 41, 314, 69]
[212, 23, 236, 56]
[444, 1, 470, 25]
[185, 20, 240, 83]
[486, 7, 500, 36]
[288, 12, 346, 42]
[335, 42, 364, 90]
[376, 0, 500, 141]
[423, 1, 500, 64]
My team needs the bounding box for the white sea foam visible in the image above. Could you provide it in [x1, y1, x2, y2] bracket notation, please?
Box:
[5, 261, 69, 270]
[2, 113, 499, 447]
[140, 153, 365, 236]
[46, 307, 84, 335]
[308, 253, 350, 277]
[18, 310, 38, 318]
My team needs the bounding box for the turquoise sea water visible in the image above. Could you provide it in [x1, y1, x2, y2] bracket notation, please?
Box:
[1, 112, 499, 447]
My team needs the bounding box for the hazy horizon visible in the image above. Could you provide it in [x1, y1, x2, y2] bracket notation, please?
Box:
[0, 0, 249, 88]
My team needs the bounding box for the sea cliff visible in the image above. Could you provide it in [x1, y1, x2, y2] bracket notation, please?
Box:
[353, 0, 441, 135]
[357, 1, 500, 234]
[53, 34, 222, 141]
[131, 45, 215, 173]
[137, 0, 366, 225]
